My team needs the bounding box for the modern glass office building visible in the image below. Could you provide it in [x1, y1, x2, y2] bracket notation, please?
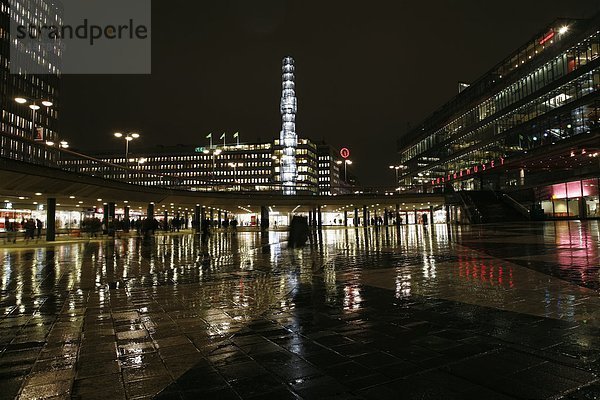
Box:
[397, 12, 600, 219]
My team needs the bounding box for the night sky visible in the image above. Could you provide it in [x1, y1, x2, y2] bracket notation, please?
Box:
[60, 0, 600, 187]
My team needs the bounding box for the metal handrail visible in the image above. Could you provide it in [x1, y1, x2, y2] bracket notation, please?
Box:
[457, 191, 483, 224]
[1, 131, 432, 195]
[501, 193, 531, 219]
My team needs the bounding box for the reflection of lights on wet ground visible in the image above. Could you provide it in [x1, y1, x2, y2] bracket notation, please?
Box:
[2, 253, 11, 292]
[212, 321, 231, 335]
[343, 284, 362, 311]
[128, 355, 143, 366]
[395, 270, 411, 299]
[422, 255, 436, 279]
[324, 262, 338, 304]
[456, 259, 514, 289]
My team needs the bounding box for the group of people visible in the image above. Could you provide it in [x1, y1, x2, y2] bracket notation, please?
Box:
[78, 216, 240, 238]
[161, 216, 188, 232]
[3, 217, 43, 244]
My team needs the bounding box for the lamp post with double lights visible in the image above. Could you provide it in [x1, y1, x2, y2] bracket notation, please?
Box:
[114, 132, 140, 181]
[45, 139, 69, 148]
[203, 148, 222, 181]
[336, 159, 353, 182]
[228, 162, 242, 189]
[52, 140, 69, 165]
[14, 97, 53, 141]
[389, 165, 401, 183]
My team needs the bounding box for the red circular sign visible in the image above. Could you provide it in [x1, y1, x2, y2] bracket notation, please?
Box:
[340, 148, 350, 159]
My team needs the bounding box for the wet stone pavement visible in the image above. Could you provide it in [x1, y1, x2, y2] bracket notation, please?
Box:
[0, 221, 599, 399]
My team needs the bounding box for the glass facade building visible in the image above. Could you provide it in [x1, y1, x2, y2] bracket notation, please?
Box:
[396, 13, 599, 214]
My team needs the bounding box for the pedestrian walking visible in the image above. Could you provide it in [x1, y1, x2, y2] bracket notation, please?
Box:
[289, 216, 309, 248]
[25, 218, 35, 242]
[6, 222, 16, 244]
[36, 218, 43, 239]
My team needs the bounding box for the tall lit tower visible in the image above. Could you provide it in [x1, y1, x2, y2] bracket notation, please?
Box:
[280, 56, 298, 195]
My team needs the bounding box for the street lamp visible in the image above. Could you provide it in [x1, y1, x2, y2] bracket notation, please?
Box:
[46, 139, 68, 147]
[14, 97, 53, 140]
[228, 162, 243, 191]
[389, 165, 401, 183]
[337, 159, 352, 182]
[203, 148, 222, 178]
[114, 132, 140, 180]
[228, 162, 242, 181]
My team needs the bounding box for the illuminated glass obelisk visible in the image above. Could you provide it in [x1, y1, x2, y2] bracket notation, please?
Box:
[280, 56, 298, 195]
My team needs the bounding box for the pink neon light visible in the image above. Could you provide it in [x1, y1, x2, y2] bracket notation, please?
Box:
[551, 180, 590, 199]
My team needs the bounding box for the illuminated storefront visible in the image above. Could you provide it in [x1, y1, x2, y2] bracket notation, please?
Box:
[0, 208, 83, 232]
[538, 178, 599, 218]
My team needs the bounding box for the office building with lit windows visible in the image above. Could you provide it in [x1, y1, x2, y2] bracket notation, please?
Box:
[316, 143, 354, 195]
[396, 13, 600, 219]
[62, 138, 342, 195]
[0, 0, 61, 163]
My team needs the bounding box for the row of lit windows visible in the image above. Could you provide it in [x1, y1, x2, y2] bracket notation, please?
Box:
[400, 30, 600, 164]
[413, 101, 598, 182]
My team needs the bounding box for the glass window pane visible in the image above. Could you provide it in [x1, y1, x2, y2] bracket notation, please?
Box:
[566, 181, 583, 198]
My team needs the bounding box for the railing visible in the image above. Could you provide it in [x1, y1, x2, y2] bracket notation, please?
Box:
[457, 191, 483, 224]
[0, 131, 431, 196]
[444, 185, 482, 224]
[500, 193, 531, 220]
